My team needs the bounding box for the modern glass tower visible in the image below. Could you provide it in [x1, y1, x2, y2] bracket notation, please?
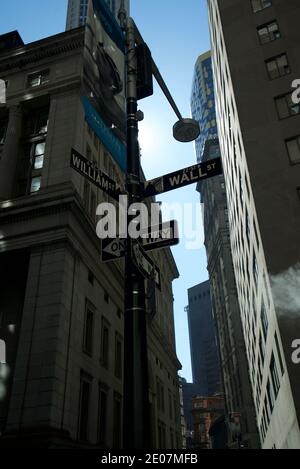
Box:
[191, 51, 218, 162]
[66, 0, 130, 30]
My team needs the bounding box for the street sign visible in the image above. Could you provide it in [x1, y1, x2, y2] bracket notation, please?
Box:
[101, 220, 179, 262]
[101, 238, 126, 262]
[143, 157, 222, 198]
[70, 148, 122, 201]
[142, 220, 179, 252]
[133, 242, 161, 290]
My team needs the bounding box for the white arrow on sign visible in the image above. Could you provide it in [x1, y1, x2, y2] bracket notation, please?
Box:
[132, 243, 161, 289]
[101, 238, 127, 261]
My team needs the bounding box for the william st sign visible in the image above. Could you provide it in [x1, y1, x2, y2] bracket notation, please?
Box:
[70, 148, 122, 200]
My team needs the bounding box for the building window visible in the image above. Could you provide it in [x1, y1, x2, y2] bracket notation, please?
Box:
[266, 379, 275, 414]
[270, 353, 280, 397]
[170, 428, 175, 449]
[275, 92, 300, 119]
[83, 180, 90, 210]
[113, 393, 122, 448]
[97, 384, 108, 446]
[90, 190, 96, 220]
[253, 254, 258, 285]
[100, 318, 110, 369]
[261, 302, 268, 341]
[274, 332, 285, 375]
[83, 300, 95, 356]
[30, 176, 41, 193]
[25, 108, 48, 136]
[27, 70, 49, 88]
[33, 141, 46, 169]
[266, 54, 290, 80]
[257, 21, 281, 45]
[156, 377, 165, 413]
[158, 421, 166, 449]
[251, 0, 272, 13]
[259, 333, 265, 361]
[104, 290, 109, 304]
[88, 269, 94, 285]
[18, 107, 49, 197]
[286, 136, 300, 164]
[168, 390, 173, 419]
[0, 118, 7, 145]
[86, 144, 92, 161]
[78, 373, 92, 441]
[115, 333, 122, 379]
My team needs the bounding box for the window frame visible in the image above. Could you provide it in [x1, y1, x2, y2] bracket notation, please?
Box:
[251, 0, 272, 14]
[100, 317, 110, 369]
[265, 53, 290, 80]
[275, 92, 300, 120]
[82, 299, 95, 356]
[27, 69, 50, 89]
[285, 135, 300, 165]
[97, 383, 109, 445]
[114, 332, 123, 380]
[0, 118, 8, 145]
[78, 372, 92, 442]
[270, 353, 280, 398]
[257, 20, 281, 45]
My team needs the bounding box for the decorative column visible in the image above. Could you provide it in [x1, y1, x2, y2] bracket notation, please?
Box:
[0, 105, 22, 200]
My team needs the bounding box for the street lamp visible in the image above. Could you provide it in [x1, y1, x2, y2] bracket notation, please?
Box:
[173, 118, 201, 143]
[119, 6, 200, 450]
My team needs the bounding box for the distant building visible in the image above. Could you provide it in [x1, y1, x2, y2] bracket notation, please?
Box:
[191, 51, 218, 162]
[192, 395, 225, 449]
[66, 0, 130, 30]
[181, 379, 202, 439]
[187, 281, 220, 394]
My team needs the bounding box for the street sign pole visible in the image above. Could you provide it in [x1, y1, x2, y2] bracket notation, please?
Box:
[123, 17, 151, 449]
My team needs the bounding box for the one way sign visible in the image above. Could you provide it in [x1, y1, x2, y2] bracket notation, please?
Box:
[101, 238, 126, 262]
[101, 221, 179, 262]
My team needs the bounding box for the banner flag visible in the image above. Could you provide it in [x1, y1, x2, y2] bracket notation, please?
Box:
[83, 0, 127, 172]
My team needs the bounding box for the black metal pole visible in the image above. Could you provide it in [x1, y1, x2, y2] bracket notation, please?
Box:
[123, 17, 150, 450]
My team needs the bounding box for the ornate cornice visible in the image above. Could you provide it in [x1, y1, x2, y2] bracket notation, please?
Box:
[0, 28, 85, 73]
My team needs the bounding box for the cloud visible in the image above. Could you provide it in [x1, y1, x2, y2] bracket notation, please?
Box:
[270, 264, 300, 315]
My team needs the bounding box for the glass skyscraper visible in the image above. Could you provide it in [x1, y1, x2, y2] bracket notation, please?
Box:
[66, 0, 130, 30]
[191, 51, 218, 162]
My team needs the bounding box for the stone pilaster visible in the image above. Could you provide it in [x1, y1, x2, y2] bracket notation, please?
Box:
[0, 105, 22, 200]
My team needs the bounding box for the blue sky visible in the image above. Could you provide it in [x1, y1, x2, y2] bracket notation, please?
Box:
[0, 0, 211, 382]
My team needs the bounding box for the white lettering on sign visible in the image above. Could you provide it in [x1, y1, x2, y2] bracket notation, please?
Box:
[168, 165, 209, 188]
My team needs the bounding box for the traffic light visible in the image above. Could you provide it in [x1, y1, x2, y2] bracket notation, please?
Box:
[136, 43, 153, 100]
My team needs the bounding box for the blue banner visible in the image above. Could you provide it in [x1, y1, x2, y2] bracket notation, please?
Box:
[83, 0, 127, 173]
[83, 96, 127, 172]
[92, 0, 125, 53]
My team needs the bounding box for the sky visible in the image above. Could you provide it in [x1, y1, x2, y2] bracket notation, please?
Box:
[0, 0, 211, 382]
